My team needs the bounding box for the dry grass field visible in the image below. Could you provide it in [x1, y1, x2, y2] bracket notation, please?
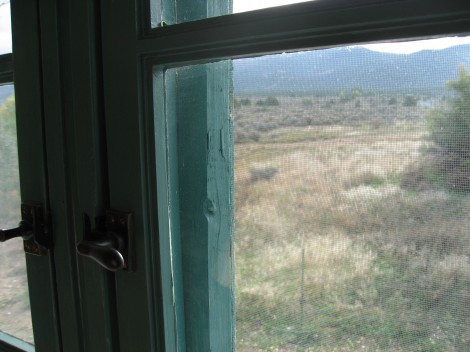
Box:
[234, 95, 470, 351]
[3, 86, 470, 349]
[0, 95, 34, 344]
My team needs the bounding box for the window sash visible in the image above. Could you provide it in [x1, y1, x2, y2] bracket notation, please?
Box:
[139, 0, 470, 66]
[100, 1, 470, 351]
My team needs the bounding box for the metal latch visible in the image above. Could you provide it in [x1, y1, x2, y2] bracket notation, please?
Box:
[0, 203, 52, 256]
[76, 210, 134, 272]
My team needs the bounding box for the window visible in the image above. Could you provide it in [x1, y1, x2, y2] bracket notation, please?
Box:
[0, 84, 34, 345]
[99, 0, 470, 351]
[2, 0, 470, 351]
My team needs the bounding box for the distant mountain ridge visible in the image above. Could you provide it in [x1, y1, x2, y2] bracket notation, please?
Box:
[233, 44, 470, 94]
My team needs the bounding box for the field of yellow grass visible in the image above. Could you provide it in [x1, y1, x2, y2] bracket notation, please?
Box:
[234, 119, 470, 351]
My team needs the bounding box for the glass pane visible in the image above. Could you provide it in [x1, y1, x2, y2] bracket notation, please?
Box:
[150, 0, 313, 27]
[157, 35, 470, 350]
[0, 1, 12, 55]
[233, 37, 470, 351]
[0, 84, 34, 344]
[234, 0, 312, 13]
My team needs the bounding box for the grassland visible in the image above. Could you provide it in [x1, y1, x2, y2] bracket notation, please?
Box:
[234, 95, 470, 351]
[0, 95, 34, 343]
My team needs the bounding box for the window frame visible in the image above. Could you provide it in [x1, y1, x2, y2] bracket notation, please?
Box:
[101, 0, 470, 351]
[0, 1, 63, 350]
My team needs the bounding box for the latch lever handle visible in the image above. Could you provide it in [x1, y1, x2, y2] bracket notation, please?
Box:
[77, 238, 125, 272]
[0, 220, 33, 242]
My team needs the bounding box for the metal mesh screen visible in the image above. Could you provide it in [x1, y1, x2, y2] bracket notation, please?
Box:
[234, 40, 470, 351]
[0, 85, 34, 344]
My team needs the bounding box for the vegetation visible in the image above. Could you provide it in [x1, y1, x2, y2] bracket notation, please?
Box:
[428, 66, 470, 158]
[405, 66, 470, 191]
[403, 95, 418, 107]
[233, 69, 470, 351]
[0, 94, 34, 343]
[256, 96, 280, 106]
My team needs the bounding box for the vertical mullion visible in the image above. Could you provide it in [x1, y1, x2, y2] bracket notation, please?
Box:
[154, 67, 186, 351]
[56, 0, 120, 350]
[206, 62, 234, 350]
[174, 61, 234, 351]
[35, 0, 84, 350]
[10, 0, 62, 350]
[100, 0, 161, 350]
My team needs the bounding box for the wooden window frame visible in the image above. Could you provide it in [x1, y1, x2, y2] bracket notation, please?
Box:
[122, 0, 470, 348]
[4, 0, 469, 351]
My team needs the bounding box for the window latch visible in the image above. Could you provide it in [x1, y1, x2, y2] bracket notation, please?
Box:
[76, 210, 134, 272]
[0, 203, 52, 256]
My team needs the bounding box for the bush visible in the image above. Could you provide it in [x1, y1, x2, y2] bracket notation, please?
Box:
[256, 96, 280, 106]
[233, 99, 241, 108]
[265, 96, 280, 106]
[403, 95, 418, 107]
[428, 66, 470, 158]
[423, 66, 470, 191]
[249, 166, 278, 182]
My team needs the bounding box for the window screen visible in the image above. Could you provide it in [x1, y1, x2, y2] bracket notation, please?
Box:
[0, 85, 34, 344]
[233, 37, 470, 351]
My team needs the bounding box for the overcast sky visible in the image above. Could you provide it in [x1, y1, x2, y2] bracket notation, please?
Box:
[0, 2, 11, 55]
[1, 1, 470, 55]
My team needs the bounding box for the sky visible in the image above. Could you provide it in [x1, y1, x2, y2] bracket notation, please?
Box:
[0, 2, 11, 55]
[1, 1, 470, 55]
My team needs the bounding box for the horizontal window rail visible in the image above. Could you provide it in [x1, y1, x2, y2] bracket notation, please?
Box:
[139, 0, 470, 65]
[0, 332, 34, 352]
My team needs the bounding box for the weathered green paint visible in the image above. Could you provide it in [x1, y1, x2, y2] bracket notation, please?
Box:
[167, 62, 234, 351]
[5, 0, 470, 351]
[153, 67, 186, 352]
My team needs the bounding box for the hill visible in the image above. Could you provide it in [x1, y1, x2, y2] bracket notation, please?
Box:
[233, 44, 470, 95]
[0, 84, 14, 105]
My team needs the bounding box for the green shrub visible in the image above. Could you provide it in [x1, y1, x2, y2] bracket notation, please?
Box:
[403, 95, 418, 107]
[428, 66, 470, 158]
[264, 96, 280, 106]
[233, 99, 241, 108]
[421, 66, 470, 191]
[249, 166, 278, 182]
[256, 96, 280, 106]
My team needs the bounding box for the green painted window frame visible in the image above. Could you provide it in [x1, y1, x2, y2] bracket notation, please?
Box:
[0, 1, 63, 349]
[143, 0, 470, 350]
[102, 1, 470, 351]
[5, 0, 125, 351]
[5, 0, 469, 351]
